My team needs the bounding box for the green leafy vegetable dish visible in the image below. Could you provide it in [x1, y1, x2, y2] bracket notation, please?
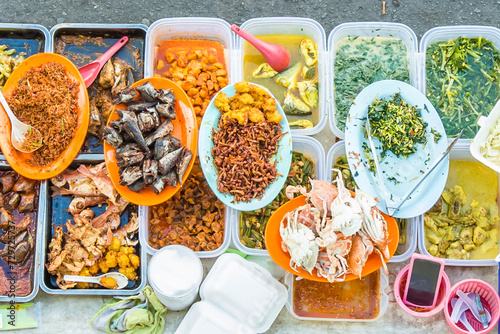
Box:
[334, 36, 410, 132]
[426, 36, 500, 139]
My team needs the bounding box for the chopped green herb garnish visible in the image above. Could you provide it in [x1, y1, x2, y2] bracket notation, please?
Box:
[368, 92, 428, 158]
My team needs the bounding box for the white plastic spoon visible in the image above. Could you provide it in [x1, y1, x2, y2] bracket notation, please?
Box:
[64, 272, 129, 289]
[0, 91, 42, 153]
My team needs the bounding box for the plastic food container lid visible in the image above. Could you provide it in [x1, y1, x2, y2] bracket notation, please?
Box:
[174, 301, 255, 334]
[148, 245, 203, 297]
[199, 253, 287, 333]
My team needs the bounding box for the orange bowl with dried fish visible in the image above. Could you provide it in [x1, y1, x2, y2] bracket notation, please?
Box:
[265, 175, 399, 283]
[0, 53, 89, 180]
[103, 77, 197, 206]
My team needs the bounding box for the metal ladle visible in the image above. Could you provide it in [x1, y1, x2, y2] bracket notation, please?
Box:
[0, 91, 42, 154]
[64, 272, 129, 289]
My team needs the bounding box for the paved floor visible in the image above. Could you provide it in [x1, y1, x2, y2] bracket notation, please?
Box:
[2, 1, 500, 333]
[1, 0, 499, 38]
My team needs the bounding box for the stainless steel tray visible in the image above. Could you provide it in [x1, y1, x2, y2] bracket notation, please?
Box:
[0, 23, 50, 161]
[50, 23, 148, 158]
[0, 165, 45, 303]
[39, 158, 147, 295]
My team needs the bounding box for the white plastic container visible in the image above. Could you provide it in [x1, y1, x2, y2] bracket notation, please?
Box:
[148, 245, 203, 310]
[417, 142, 500, 266]
[232, 135, 326, 256]
[138, 204, 232, 258]
[471, 99, 500, 173]
[420, 25, 500, 143]
[235, 17, 327, 136]
[326, 141, 418, 262]
[174, 253, 287, 334]
[145, 17, 235, 82]
[283, 269, 389, 322]
[328, 22, 419, 139]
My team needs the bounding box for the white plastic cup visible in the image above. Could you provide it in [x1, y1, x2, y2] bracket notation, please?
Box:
[148, 245, 203, 311]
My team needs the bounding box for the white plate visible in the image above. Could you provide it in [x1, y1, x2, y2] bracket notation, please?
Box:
[198, 83, 292, 211]
[345, 80, 449, 218]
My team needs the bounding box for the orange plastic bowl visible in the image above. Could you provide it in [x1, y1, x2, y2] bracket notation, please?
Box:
[0, 53, 89, 180]
[265, 195, 399, 282]
[104, 77, 198, 206]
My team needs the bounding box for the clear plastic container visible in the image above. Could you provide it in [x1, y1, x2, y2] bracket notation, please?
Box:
[328, 22, 419, 139]
[232, 135, 326, 256]
[326, 141, 417, 262]
[142, 18, 235, 258]
[283, 269, 389, 322]
[420, 26, 500, 143]
[235, 17, 327, 136]
[417, 141, 500, 266]
[138, 204, 232, 258]
[470, 99, 500, 174]
[145, 17, 234, 81]
[175, 253, 287, 334]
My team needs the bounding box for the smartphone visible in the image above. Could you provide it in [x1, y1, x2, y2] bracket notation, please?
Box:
[403, 253, 445, 309]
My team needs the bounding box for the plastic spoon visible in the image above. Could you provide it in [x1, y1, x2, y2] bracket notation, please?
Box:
[451, 298, 476, 332]
[78, 36, 129, 87]
[64, 273, 129, 289]
[0, 91, 42, 153]
[231, 24, 290, 72]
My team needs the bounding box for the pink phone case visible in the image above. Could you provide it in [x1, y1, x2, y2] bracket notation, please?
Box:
[403, 253, 445, 309]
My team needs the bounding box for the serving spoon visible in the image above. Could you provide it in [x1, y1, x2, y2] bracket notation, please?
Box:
[0, 91, 42, 154]
[64, 272, 129, 289]
[231, 24, 290, 72]
[78, 36, 129, 87]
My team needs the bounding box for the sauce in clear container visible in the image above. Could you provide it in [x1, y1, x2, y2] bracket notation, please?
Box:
[292, 270, 380, 319]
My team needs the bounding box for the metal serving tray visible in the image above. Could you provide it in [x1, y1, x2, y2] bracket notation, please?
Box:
[39, 158, 146, 295]
[50, 23, 147, 157]
[0, 162, 44, 303]
[0, 23, 50, 160]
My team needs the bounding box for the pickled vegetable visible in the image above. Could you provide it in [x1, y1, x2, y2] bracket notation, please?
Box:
[243, 35, 320, 127]
[424, 161, 499, 260]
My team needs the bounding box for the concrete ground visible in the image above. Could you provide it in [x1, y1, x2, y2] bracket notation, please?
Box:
[2, 1, 500, 333]
[1, 0, 499, 38]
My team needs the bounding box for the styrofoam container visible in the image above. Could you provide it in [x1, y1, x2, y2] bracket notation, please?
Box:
[175, 253, 287, 334]
[138, 204, 232, 258]
[283, 269, 389, 322]
[232, 135, 326, 256]
[471, 99, 500, 173]
[148, 245, 203, 311]
[145, 17, 234, 82]
[328, 22, 419, 139]
[420, 25, 500, 142]
[418, 142, 500, 266]
[235, 17, 327, 136]
[326, 141, 417, 262]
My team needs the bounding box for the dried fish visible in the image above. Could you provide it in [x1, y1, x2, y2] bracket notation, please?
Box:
[112, 86, 138, 105]
[103, 126, 123, 148]
[156, 103, 176, 120]
[119, 166, 143, 186]
[176, 148, 193, 185]
[158, 148, 183, 175]
[135, 81, 159, 102]
[127, 101, 158, 112]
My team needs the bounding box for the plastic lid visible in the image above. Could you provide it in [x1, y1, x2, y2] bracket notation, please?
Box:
[174, 301, 255, 334]
[148, 245, 203, 297]
[199, 253, 287, 333]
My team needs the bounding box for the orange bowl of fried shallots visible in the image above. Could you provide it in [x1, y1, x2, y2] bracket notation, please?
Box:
[0, 53, 89, 180]
[265, 175, 399, 283]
